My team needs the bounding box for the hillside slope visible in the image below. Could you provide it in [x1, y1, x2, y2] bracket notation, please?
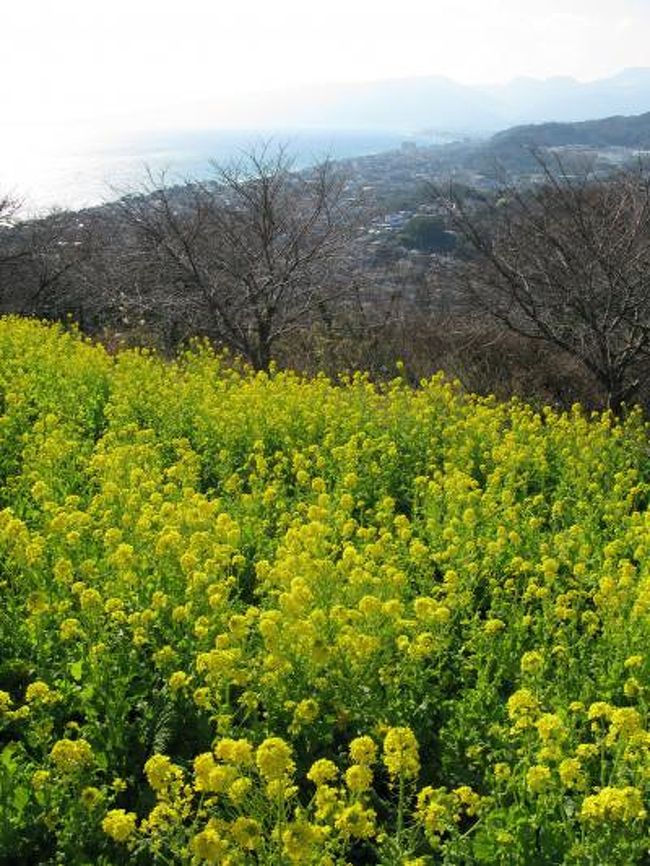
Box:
[490, 110, 650, 150]
[0, 317, 648, 864]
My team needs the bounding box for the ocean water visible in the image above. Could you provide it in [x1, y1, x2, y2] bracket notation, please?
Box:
[1, 127, 433, 216]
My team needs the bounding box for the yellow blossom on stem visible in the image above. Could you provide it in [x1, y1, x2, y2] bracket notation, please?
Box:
[255, 737, 295, 782]
[50, 738, 93, 773]
[580, 786, 646, 824]
[102, 809, 137, 843]
[349, 735, 377, 766]
[382, 727, 420, 781]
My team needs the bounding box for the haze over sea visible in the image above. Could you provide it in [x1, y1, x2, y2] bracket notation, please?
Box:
[0, 126, 435, 216]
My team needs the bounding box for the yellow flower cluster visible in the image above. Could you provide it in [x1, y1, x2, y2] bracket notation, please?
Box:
[580, 786, 646, 824]
[507, 688, 541, 731]
[415, 784, 481, 844]
[382, 727, 420, 781]
[144, 754, 184, 794]
[25, 681, 58, 705]
[255, 736, 295, 783]
[49, 739, 94, 774]
[526, 764, 552, 794]
[101, 809, 137, 842]
[0, 318, 648, 865]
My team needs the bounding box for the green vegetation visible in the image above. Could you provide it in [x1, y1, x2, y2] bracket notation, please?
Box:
[490, 110, 650, 150]
[398, 216, 456, 253]
[0, 318, 648, 864]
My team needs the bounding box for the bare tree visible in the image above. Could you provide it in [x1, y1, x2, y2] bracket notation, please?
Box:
[0, 193, 28, 306]
[443, 157, 650, 411]
[0, 193, 21, 227]
[0, 198, 94, 318]
[116, 145, 359, 369]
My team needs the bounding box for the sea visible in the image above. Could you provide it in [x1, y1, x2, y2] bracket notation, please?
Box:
[1, 126, 442, 217]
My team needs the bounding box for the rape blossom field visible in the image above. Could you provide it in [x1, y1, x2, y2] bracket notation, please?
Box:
[0, 317, 648, 865]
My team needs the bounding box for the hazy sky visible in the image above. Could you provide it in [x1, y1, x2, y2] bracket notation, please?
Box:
[2, 0, 649, 136]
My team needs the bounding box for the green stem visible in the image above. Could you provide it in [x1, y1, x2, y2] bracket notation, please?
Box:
[275, 787, 286, 865]
[396, 773, 405, 851]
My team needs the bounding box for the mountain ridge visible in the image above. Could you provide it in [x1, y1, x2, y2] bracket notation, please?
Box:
[204, 68, 650, 134]
[490, 111, 650, 149]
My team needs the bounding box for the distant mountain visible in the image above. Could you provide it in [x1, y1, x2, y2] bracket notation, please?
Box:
[490, 111, 650, 150]
[483, 68, 650, 125]
[205, 68, 650, 135]
[211, 76, 505, 134]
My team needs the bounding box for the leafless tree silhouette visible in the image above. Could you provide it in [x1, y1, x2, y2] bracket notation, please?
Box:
[443, 156, 650, 411]
[116, 145, 359, 369]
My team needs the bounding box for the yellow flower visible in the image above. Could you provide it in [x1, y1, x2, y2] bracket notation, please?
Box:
[214, 737, 254, 766]
[315, 784, 340, 821]
[413, 596, 436, 619]
[25, 681, 57, 705]
[194, 753, 218, 792]
[104, 597, 124, 614]
[141, 802, 177, 836]
[580, 786, 646, 824]
[31, 770, 50, 790]
[50, 738, 93, 773]
[307, 758, 339, 787]
[345, 764, 373, 793]
[80, 588, 102, 611]
[290, 697, 319, 730]
[520, 650, 543, 675]
[144, 754, 182, 792]
[102, 808, 137, 843]
[230, 816, 261, 851]
[172, 604, 190, 623]
[483, 618, 506, 635]
[507, 688, 540, 730]
[535, 713, 565, 742]
[153, 645, 176, 668]
[81, 786, 103, 809]
[587, 701, 612, 722]
[282, 820, 326, 862]
[624, 677, 641, 698]
[382, 727, 420, 780]
[192, 825, 228, 863]
[416, 786, 456, 838]
[59, 618, 85, 641]
[454, 785, 481, 816]
[335, 802, 376, 839]
[255, 737, 295, 782]
[607, 707, 642, 743]
[540, 556, 559, 579]
[228, 777, 253, 804]
[169, 670, 191, 692]
[558, 758, 584, 789]
[0, 691, 13, 714]
[526, 764, 552, 794]
[265, 778, 298, 800]
[575, 743, 599, 761]
[537, 744, 562, 763]
[193, 687, 212, 709]
[348, 736, 377, 766]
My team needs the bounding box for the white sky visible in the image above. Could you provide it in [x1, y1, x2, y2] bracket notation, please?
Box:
[1, 0, 649, 138]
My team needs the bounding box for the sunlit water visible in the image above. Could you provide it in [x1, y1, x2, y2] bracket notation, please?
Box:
[0, 126, 435, 217]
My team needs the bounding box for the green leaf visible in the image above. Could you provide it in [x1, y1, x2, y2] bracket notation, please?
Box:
[13, 785, 29, 813]
[0, 743, 18, 771]
[69, 660, 84, 682]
